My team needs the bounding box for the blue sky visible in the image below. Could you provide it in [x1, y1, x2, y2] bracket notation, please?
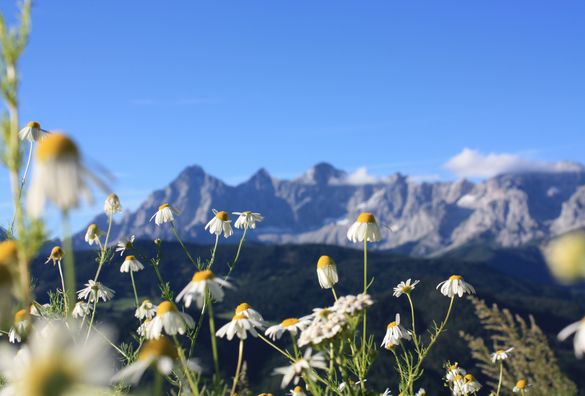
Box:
[1, 1, 585, 233]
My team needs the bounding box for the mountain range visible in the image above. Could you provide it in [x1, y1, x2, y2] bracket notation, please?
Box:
[76, 162, 585, 256]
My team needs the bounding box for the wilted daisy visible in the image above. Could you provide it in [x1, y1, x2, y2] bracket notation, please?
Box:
[71, 301, 92, 319]
[513, 379, 529, 393]
[491, 347, 514, 363]
[135, 299, 156, 320]
[393, 279, 420, 297]
[150, 203, 179, 225]
[104, 192, 122, 216]
[415, 389, 426, 396]
[8, 309, 29, 343]
[558, 316, 585, 358]
[44, 246, 63, 266]
[265, 317, 311, 340]
[273, 348, 327, 388]
[205, 209, 233, 238]
[381, 313, 411, 348]
[120, 255, 144, 273]
[346, 212, 382, 243]
[545, 232, 585, 283]
[77, 279, 115, 303]
[290, 385, 307, 396]
[84, 223, 101, 246]
[436, 275, 475, 298]
[175, 269, 232, 308]
[0, 321, 113, 396]
[233, 211, 264, 229]
[446, 363, 466, 382]
[137, 319, 151, 338]
[234, 302, 265, 323]
[26, 133, 96, 218]
[18, 121, 48, 142]
[316, 255, 338, 289]
[216, 312, 264, 340]
[147, 301, 195, 339]
[116, 235, 135, 256]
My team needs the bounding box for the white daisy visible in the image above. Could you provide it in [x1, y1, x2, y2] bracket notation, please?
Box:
[393, 279, 420, 297]
[150, 203, 179, 225]
[205, 209, 233, 238]
[234, 302, 265, 323]
[18, 121, 48, 142]
[71, 301, 92, 319]
[29, 303, 51, 318]
[558, 316, 585, 358]
[446, 363, 466, 382]
[265, 317, 311, 340]
[26, 133, 97, 218]
[513, 379, 529, 393]
[290, 385, 307, 396]
[8, 309, 29, 343]
[175, 269, 232, 309]
[120, 255, 144, 273]
[137, 319, 151, 338]
[415, 389, 426, 396]
[461, 374, 482, 394]
[77, 280, 115, 303]
[381, 389, 392, 396]
[316, 255, 338, 289]
[491, 347, 514, 363]
[346, 212, 382, 243]
[381, 313, 411, 348]
[215, 313, 264, 340]
[436, 275, 475, 298]
[273, 348, 327, 388]
[104, 192, 122, 216]
[116, 235, 135, 256]
[233, 211, 264, 229]
[135, 299, 156, 320]
[44, 246, 63, 266]
[146, 301, 195, 339]
[84, 223, 100, 246]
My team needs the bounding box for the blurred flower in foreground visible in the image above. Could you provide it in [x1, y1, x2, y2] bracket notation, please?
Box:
[491, 347, 513, 363]
[0, 240, 18, 266]
[544, 232, 585, 283]
[77, 280, 115, 303]
[147, 301, 195, 339]
[265, 318, 311, 341]
[104, 192, 122, 216]
[0, 321, 113, 395]
[84, 223, 100, 246]
[393, 278, 420, 298]
[27, 133, 96, 218]
[273, 348, 327, 388]
[175, 269, 232, 309]
[205, 209, 233, 238]
[0, 241, 15, 322]
[135, 299, 156, 320]
[150, 203, 179, 225]
[316, 255, 338, 289]
[120, 255, 144, 273]
[216, 312, 264, 340]
[558, 316, 585, 358]
[8, 309, 29, 343]
[436, 275, 475, 298]
[44, 246, 63, 266]
[18, 121, 47, 142]
[233, 211, 264, 229]
[347, 212, 381, 243]
[415, 388, 426, 396]
[112, 336, 201, 385]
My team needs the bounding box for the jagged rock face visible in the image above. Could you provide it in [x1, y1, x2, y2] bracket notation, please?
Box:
[74, 163, 585, 256]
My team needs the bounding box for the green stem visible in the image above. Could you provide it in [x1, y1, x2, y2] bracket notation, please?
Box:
[406, 293, 420, 354]
[230, 339, 245, 396]
[360, 236, 368, 391]
[57, 260, 67, 311]
[206, 294, 221, 379]
[171, 222, 197, 266]
[331, 286, 338, 301]
[258, 333, 294, 360]
[291, 332, 300, 358]
[94, 213, 113, 282]
[84, 297, 98, 343]
[16, 141, 32, 201]
[173, 335, 200, 396]
[496, 363, 504, 396]
[62, 213, 76, 315]
[129, 270, 139, 307]
[154, 370, 163, 396]
[232, 226, 247, 266]
[208, 234, 220, 268]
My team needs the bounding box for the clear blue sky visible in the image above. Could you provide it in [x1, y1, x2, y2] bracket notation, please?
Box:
[1, 1, 584, 233]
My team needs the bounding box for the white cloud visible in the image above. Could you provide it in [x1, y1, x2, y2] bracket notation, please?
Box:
[444, 148, 584, 178]
[343, 167, 378, 185]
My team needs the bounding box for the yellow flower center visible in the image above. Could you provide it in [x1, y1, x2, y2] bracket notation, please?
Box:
[27, 121, 41, 128]
[50, 246, 64, 259]
[107, 192, 119, 201]
[125, 255, 136, 261]
[232, 313, 247, 321]
[159, 203, 170, 210]
[156, 301, 176, 316]
[449, 363, 459, 371]
[87, 224, 99, 235]
[193, 270, 215, 282]
[496, 349, 506, 355]
[142, 299, 151, 305]
[515, 379, 526, 389]
[385, 343, 396, 350]
[401, 285, 413, 293]
[15, 309, 27, 323]
[235, 303, 251, 314]
[36, 133, 79, 161]
[387, 321, 397, 329]
[0, 240, 18, 265]
[281, 318, 300, 328]
[294, 387, 303, 393]
[449, 275, 463, 281]
[23, 358, 76, 396]
[138, 337, 178, 361]
[215, 211, 229, 221]
[357, 212, 376, 223]
[317, 255, 335, 269]
[464, 374, 475, 383]
[453, 375, 463, 382]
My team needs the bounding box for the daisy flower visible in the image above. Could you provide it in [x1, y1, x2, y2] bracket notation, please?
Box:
[26, 133, 97, 218]
[233, 211, 264, 229]
[415, 389, 426, 396]
[215, 312, 264, 341]
[461, 373, 482, 394]
[346, 212, 382, 243]
[273, 348, 327, 388]
[137, 319, 151, 338]
[44, 246, 63, 266]
[116, 235, 135, 256]
[120, 255, 144, 273]
[77, 280, 115, 303]
[8, 309, 29, 343]
[265, 317, 311, 340]
[104, 192, 122, 216]
[135, 299, 156, 320]
[491, 347, 514, 363]
[513, 379, 529, 393]
[18, 121, 48, 142]
[175, 269, 232, 309]
[84, 223, 101, 246]
[71, 301, 92, 319]
[393, 279, 420, 297]
[234, 302, 265, 323]
[290, 385, 307, 396]
[0, 240, 18, 266]
[436, 275, 475, 298]
[446, 363, 466, 382]
[205, 209, 233, 238]
[558, 316, 585, 358]
[316, 255, 338, 289]
[147, 301, 195, 339]
[150, 203, 179, 225]
[381, 313, 411, 348]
